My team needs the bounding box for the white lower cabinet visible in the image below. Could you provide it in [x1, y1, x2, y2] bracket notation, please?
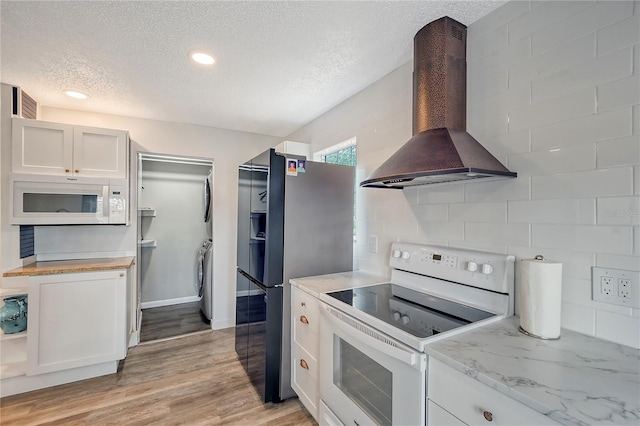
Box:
[290, 285, 320, 421]
[27, 270, 128, 375]
[428, 358, 559, 426]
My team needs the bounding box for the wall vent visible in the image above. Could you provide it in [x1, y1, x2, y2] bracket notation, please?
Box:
[12, 86, 38, 119]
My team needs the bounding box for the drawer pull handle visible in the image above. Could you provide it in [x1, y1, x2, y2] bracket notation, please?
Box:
[300, 315, 309, 324]
[75, 169, 80, 173]
[301, 301, 306, 307]
[483, 411, 493, 422]
[300, 359, 309, 370]
[65, 169, 70, 173]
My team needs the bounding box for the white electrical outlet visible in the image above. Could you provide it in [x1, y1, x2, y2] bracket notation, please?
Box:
[368, 235, 378, 254]
[592, 267, 640, 308]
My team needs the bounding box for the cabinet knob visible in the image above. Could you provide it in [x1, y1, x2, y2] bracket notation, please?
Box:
[301, 301, 306, 307]
[65, 169, 70, 173]
[75, 169, 80, 173]
[483, 411, 493, 422]
[300, 359, 309, 370]
[299, 315, 309, 324]
[119, 273, 124, 277]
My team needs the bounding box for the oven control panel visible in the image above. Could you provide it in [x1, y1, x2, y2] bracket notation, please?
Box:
[389, 242, 515, 295]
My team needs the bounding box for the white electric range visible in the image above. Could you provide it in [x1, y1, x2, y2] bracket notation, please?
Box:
[317, 242, 515, 426]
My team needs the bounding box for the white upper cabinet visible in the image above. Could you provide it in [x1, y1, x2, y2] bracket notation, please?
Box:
[12, 118, 129, 179]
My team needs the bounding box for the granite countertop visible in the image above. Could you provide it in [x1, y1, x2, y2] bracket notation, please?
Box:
[426, 316, 640, 425]
[3, 257, 135, 277]
[290, 271, 388, 297]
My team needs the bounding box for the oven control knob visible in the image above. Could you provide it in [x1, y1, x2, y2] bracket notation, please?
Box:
[392, 249, 402, 258]
[466, 261, 479, 272]
[393, 311, 401, 321]
[401, 251, 411, 260]
[401, 315, 410, 325]
[481, 263, 494, 275]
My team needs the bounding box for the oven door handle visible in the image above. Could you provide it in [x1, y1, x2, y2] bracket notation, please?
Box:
[321, 304, 425, 371]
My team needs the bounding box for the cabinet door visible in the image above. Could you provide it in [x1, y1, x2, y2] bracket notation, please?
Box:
[27, 270, 127, 375]
[12, 118, 73, 175]
[73, 126, 128, 178]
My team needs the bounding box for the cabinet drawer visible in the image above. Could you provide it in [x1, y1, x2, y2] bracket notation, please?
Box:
[429, 358, 559, 426]
[428, 400, 466, 425]
[291, 286, 319, 334]
[292, 315, 318, 356]
[292, 343, 318, 419]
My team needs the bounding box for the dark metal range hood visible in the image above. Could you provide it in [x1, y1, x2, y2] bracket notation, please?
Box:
[361, 17, 516, 189]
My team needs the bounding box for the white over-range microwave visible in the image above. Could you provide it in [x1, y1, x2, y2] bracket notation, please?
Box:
[10, 173, 129, 225]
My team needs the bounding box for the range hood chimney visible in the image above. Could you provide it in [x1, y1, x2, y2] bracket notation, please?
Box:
[360, 16, 516, 189]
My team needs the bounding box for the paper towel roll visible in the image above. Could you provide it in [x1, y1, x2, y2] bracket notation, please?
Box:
[519, 256, 563, 339]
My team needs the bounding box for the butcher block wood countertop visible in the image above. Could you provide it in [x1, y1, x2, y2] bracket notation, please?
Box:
[3, 257, 135, 277]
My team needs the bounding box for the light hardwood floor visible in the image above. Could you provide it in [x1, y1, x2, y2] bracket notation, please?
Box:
[140, 302, 211, 342]
[0, 329, 316, 426]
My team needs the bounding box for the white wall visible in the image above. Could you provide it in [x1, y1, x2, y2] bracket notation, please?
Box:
[287, 0, 640, 348]
[0, 103, 280, 330]
[139, 160, 211, 306]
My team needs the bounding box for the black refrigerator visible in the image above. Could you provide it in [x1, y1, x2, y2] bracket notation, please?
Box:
[235, 148, 354, 403]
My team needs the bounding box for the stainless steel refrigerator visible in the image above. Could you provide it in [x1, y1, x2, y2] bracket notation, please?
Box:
[235, 148, 354, 403]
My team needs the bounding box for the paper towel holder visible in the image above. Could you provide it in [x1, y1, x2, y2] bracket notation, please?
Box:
[518, 253, 562, 340]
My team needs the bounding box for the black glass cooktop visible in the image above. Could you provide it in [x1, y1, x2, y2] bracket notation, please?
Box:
[327, 283, 495, 338]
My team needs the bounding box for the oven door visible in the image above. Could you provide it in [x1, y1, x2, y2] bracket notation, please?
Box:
[319, 303, 427, 426]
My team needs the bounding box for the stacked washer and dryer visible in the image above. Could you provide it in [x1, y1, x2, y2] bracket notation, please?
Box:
[197, 171, 213, 321]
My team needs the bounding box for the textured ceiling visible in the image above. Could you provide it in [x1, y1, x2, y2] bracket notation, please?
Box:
[1, 1, 506, 138]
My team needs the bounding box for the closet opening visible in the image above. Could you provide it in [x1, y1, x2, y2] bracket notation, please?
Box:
[136, 153, 214, 342]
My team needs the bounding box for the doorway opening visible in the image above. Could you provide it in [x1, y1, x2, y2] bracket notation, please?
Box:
[136, 153, 214, 342]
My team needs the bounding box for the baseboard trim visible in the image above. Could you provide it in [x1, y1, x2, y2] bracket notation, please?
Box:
[141, 296, 200, 309]
[212, 318, 235, 330]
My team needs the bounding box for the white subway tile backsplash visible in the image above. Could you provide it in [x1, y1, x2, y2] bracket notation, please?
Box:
[509, 144, 596, 176]
[467, 110, 508, 139]
[508, 199, 596, 225]
[634, 105, 640, 134]
[468, 65, 509, 102]
[468, 81, 531, 119]
[597, 253, 640, 271]
[595, 310, 640, 348]
[532, 224, 633, 254]
[562, 302, 596, 336]
[417, 185, 464, 204]
[509, 88, 595, 132]
[532, 167, 634, 199]
[532, 47, 632, 103]
[416, 221, 464, 242]
[510, 34, 596, 87]
[598, 74, 640, 111]
[449, 241, 508, 255]
[597, 13, 640, 56]
[473, 129, 530, 158]
[384, 217, 418, 239]
[597, 135, 640, 168]
[470, 0, 530, 38]
[635, 166, 640, 196]
[635, 43, 640, 74]
[532, 1, 633, 56]
[464, 177, 530, 203]
[410, 203, 448, 222]
[635, 226, 639, 256]
[467, 24, 509, 63]
[531, 108, 632, 151]
[597, 196, 640, 226]
[512, 246, 596, 279]
[562, 276, 593, 306]
[509, 0, 595, 43]
[449, 202, 507, 223]
[465, 222, 530, 246]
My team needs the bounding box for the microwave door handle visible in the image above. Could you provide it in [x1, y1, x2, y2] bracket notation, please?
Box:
[321, 305, 423, 369]
[103, 185, 110, 219]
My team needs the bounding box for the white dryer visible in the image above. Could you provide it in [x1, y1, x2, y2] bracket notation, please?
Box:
[204, 171, 213, 238]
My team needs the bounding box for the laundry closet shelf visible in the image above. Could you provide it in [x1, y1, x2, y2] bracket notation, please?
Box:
[138, 208, 156, 217]
[138, 240, 157, 248]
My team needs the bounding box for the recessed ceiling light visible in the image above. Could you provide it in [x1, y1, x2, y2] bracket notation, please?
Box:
[65, 90, 88, 99]
[190, 51, 215, 65]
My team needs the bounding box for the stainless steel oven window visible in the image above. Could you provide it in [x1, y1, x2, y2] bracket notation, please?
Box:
[335, 337, 392, 426]
[22, 193, 100, 213]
